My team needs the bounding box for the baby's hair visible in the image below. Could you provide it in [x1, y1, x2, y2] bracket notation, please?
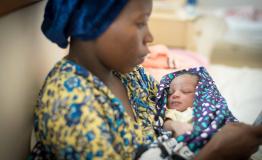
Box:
[175, 71, 199, 81]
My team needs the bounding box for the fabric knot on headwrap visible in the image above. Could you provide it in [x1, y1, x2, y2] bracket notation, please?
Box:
[155, 67, 238, 154]
[42, 0, 128, 48]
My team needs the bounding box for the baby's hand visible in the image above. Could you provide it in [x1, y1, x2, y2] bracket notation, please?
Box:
[163, 119, 193, 137]
[172, 121, 193, 137]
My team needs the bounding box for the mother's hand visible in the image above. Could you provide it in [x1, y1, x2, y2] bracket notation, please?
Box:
[196, 123, 262, 160]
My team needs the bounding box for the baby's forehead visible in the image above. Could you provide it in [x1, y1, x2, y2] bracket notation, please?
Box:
[170, 73, 199, 86]
[173, 73, 198, 80]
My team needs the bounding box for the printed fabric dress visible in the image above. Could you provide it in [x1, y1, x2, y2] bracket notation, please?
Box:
[30, 59, 160, 160]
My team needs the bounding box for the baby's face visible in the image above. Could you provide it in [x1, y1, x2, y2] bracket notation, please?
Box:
[168, 74, 198, 112]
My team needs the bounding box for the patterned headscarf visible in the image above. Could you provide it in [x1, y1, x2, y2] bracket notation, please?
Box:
[155, 67, 238, 154]
[42, 0, 128, 48]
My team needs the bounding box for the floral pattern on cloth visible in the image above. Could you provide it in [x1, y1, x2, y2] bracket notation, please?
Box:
[30, 59, 160, 160]
[155, 67, 238, 154]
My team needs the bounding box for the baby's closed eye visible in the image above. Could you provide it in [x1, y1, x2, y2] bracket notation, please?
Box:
[182, 89, 194, 94]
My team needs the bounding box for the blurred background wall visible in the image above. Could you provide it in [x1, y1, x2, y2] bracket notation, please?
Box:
[0, 1, 65, 159]
[199, 0, 262, 9]
[150, 0, 262, 67]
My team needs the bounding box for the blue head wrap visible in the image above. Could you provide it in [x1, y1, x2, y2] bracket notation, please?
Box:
[42, 0, 129, 48]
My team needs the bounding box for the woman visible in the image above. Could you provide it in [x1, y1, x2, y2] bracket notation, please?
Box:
[31, 0, 262, 159]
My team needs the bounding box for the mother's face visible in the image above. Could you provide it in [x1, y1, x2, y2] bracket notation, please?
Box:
[95, 0, 153, 73]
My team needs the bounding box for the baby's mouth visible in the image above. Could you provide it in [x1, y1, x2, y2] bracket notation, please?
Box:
[171, 101, 181, 106]
[171, 101, 181, 104]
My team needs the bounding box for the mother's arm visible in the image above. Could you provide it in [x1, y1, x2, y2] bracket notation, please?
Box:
[196, 123, 262, 160]
[35, 84, 123, 159]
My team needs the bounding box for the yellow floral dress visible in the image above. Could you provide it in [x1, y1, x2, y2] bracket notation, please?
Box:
[31, 59, 160, 159]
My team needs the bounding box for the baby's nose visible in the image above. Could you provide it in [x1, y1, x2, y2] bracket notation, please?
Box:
[171, 91, 180, 98]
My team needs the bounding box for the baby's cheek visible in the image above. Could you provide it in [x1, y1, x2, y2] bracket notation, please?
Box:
[167, 98, 171, 106]
[167, 95, 172, 101]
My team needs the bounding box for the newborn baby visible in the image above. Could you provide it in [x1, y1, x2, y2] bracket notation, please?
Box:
[166, 73, 199, 136]
[155, 67, 238, 154]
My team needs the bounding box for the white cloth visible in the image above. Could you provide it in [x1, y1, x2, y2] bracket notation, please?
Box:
[165, 108, 193, 123]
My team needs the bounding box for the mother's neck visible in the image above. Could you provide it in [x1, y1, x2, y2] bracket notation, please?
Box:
[67, 39, 115, 86]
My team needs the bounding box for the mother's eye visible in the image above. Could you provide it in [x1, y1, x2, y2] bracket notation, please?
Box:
[136, 21, 147, 28]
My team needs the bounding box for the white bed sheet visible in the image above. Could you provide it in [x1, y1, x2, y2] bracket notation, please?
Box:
[208, 64, 262, 160]
[208, 64, 262, 125]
